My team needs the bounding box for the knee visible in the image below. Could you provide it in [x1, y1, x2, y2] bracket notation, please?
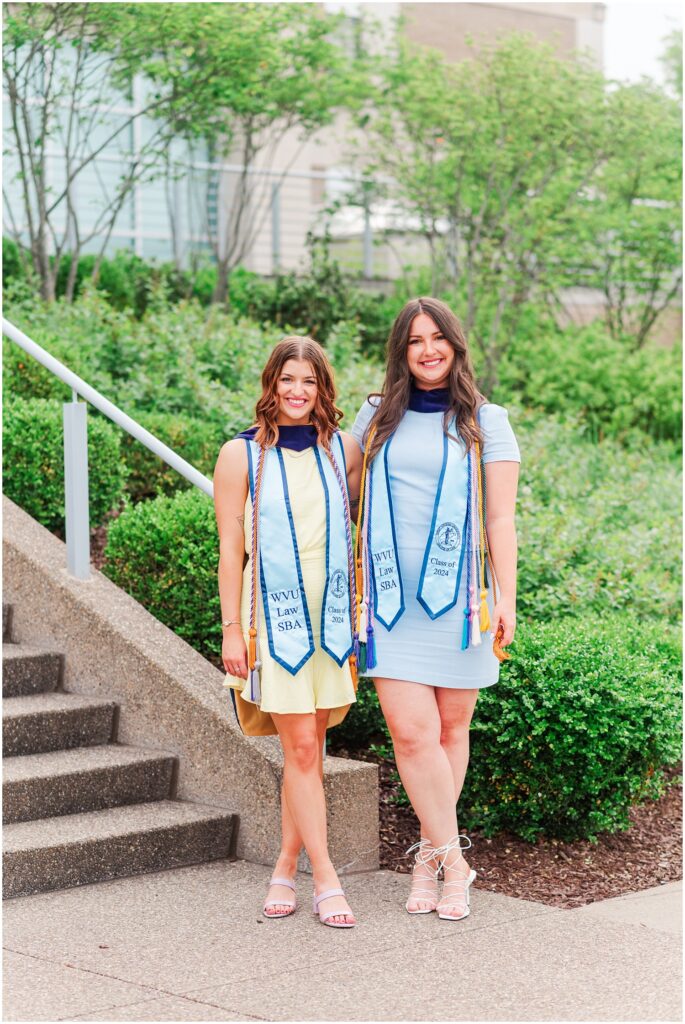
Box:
[391, 723, 440, 760]
[286, 736, 320, 773]
[440, 718, 470, 750]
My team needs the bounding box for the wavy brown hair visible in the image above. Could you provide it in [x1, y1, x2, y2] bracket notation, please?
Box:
[253, 335, 343, 449]
[366, 297, 485, 461]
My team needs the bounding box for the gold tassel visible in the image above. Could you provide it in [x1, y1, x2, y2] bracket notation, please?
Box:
[349, 654, 359, 691]
[479, 589, 490, 633]
[493, 624, 510, 663]
[248, 627, 257, 671]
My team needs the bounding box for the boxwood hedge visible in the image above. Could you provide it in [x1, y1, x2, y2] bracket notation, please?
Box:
[3, 395, 128, 534]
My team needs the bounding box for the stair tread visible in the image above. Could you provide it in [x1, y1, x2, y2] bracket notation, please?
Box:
[3, 692, 117, 718]
[2, 643, 62, 662]
[4, 799, 234, 853]
[3, 744, 173, 782]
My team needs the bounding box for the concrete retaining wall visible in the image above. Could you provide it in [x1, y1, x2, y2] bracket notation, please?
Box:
[3, 497, 379, 872]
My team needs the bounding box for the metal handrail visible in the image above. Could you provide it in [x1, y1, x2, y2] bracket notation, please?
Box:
[3, 318, 214, 496]
[3, 317, 215, 578]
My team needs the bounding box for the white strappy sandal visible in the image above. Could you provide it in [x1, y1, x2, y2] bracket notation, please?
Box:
[312, 887, 356, 928]
[262, 876, 297, 919]
[405, 838, 440, 914]
[434, 835, 477, 922]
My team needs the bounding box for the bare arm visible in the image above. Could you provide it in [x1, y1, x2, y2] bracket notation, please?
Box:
[340, 431, 362, 520]
[213, 439, 250, 678]
[484, 460, 519, 646]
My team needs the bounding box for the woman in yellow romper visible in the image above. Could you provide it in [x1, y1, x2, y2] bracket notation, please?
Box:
[214, 336, 361, 928]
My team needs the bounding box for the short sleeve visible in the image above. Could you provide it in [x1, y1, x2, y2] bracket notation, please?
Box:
[351, 397, 380, 451]
[479, 404, 520, 464]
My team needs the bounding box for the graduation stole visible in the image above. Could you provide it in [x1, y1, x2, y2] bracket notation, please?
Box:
[354, 419, 494, 671]
[245, 433, 356, 685]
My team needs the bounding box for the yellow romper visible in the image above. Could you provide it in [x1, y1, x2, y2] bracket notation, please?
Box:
[224, 444, 356, 725]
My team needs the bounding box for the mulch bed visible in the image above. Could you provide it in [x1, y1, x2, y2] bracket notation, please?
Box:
[341, 753, 682, 909]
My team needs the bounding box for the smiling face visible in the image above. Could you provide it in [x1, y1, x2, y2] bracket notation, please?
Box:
[406, 312, 455, 389]
[275, 358, 318, 425]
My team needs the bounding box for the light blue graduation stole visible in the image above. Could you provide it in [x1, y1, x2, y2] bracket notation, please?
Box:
[246, 434, 353, 676]
[368, 420, 469, 627]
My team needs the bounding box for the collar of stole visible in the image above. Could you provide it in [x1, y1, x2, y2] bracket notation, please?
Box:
[245, 433, 354, 677]
[355, 414, 490, 668]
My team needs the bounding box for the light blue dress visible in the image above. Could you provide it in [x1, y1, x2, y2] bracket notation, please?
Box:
[351, 400, 520, 688]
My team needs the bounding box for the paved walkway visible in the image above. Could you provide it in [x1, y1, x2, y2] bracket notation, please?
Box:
[3, 862, 681, 1021]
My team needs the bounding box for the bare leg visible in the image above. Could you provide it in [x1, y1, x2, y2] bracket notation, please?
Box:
[272, 709, 354, 926]
[264, 714, 327, 916]
[435, 687, 479, 804]
[433, 687, 479, 916]
[375, 679, 471, 910]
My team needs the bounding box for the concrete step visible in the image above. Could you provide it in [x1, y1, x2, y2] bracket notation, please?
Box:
[2, 645, 62, 697]
[3, 603, 12, 643]
[3, 745, 175, 824]
[3, 800, 236, 898]
[3, 692, 117, 757]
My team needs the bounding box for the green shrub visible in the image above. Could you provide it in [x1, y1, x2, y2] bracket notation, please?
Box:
[515, 413, 681, 622]
[2, 289, 383, 435]
[121, 412, 227, 502]
[103, 489, 222, 659]
[493, 323, 682, 445]
[332, 616, 682, 842]
[2, 237, 27, 286]
[460, 616, 682, 841]
[2, 396, 128, 534]
[226, 238, 401, 353]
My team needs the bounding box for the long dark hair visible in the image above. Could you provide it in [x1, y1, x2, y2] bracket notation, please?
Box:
[367, 297, 485, 461]
[253, 335, 343, 448]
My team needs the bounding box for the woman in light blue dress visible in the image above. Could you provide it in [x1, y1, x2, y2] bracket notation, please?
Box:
[352, 297, 520, 921]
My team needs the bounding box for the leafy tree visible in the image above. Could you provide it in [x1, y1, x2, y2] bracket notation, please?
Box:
[94, 3, 368, 302]
[563, 82, 682, 348]
[358, 34, 609, 389]
[3, 3, 187, 301]
[660, 27, 683, 98]
[3, 3, 366, 303]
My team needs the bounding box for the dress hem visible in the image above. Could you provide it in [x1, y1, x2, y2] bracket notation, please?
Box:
[223, 678, 356, 715]
[365, 672, 498, 690]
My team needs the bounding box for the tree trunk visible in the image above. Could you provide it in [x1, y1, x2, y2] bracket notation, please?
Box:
[64, 250, 80, 302]
[212, 259, 230, 304]
[35, 234, 55, 302]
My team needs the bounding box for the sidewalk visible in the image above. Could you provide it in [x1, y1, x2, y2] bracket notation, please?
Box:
[3, 861, 681, 1022]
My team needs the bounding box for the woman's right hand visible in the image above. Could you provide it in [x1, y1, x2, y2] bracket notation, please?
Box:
[222, 629, 248, 679]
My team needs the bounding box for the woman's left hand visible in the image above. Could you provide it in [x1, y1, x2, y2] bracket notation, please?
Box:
[493, 599, 516, 646]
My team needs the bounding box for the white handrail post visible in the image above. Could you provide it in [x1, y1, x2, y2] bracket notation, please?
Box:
[63, 391, 91, 580]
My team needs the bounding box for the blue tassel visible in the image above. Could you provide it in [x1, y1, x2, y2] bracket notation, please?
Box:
[461, 608, 470, 651]
[353, 633, 360, 661]
[365, 625, 377, 670]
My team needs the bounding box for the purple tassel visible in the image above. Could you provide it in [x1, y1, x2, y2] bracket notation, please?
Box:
[249, 661, 262, 703]
[365, 624, 377, 670]
[461, 607, 471, 650]
[353, 632, 360, 661]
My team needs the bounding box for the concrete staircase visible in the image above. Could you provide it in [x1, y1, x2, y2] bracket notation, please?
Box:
[2, 603, 237, 899]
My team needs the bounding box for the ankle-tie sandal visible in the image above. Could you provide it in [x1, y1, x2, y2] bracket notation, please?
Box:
[434, 834, 476, 922]
[262, 876, 297, 919]
[405, 837, 440, 915]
